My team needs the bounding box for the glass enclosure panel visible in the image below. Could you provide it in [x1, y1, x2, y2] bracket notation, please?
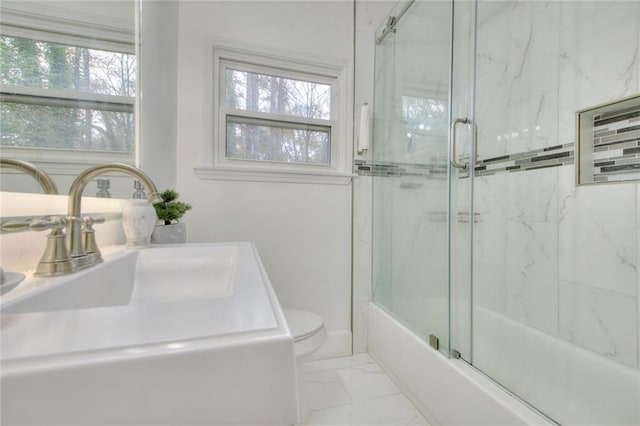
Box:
[370, 0, 639, 423]
[371, 24, 395, 314]
[471, 1, 640, 424]
[448, 0, 477, 362]
[372, 0, 453, 355]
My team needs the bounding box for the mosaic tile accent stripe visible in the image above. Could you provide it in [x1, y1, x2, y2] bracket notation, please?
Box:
[473, 143, 575, 177]
[358, 101, 640, 181]
[354, 144, 576, 178]
[354, 158, 447, 177]
[591, 103, 640, 182]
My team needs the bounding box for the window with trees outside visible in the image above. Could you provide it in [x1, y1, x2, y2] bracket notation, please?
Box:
[224, 65, 332, 165]
[0, 35, 135, 157]
[208, 45, 350, 182]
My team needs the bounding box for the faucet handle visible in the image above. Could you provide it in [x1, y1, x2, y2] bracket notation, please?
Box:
[82, 216, 105, 263]
[30, 216, 66, 232]
[83, 216, 105, 228]
[1, 219, 32, 233]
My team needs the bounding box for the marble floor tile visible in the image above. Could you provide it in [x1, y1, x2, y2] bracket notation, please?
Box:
[303, 354, 429, 426]
[304, 369, 352, 411]
[336, 361, 400, 402]
[306, 393, 429, 426]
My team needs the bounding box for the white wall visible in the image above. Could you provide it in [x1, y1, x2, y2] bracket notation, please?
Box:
[139, 0, 178, 192]
[55, 1, 134, 24]
[174, 1, 354, 358]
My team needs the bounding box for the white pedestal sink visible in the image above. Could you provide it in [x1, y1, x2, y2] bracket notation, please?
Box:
[0, 242, 298, 425]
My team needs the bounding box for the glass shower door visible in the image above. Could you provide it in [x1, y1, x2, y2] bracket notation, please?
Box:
[372, 0, 464, 357]
[370, 1, 640, 423]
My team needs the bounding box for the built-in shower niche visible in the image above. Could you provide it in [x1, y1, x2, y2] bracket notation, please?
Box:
[576, 94, 640, 184]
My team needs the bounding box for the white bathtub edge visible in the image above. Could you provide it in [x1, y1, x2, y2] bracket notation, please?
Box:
[368, 303, 550, 425]
[449, 359, 552, 425]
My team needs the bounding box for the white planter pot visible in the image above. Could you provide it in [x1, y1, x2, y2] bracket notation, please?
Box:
[151, 222, 187, 244]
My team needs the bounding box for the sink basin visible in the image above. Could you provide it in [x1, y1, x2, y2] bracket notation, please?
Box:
[0, 242, 297, 425]
[2, 245, 237, 314]
[132, 245, 236, 304]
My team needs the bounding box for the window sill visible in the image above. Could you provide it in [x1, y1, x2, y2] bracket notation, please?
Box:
[194, 165, 354, 185]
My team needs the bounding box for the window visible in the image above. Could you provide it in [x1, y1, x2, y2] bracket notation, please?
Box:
[200, 44, 352, 184]
[0, 35, 135, 155]
[224, 67, 332, 165]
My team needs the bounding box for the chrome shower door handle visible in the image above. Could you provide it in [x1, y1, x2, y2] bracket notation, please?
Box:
[451, 117, 469, 169]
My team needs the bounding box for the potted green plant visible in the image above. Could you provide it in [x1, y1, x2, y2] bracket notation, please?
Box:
[151, 189, 192, 244]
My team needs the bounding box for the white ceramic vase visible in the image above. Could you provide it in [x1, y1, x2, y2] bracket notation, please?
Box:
[121, 199, 157, 248]
[151, 222, 187, 244]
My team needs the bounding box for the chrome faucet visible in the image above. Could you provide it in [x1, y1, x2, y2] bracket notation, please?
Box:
[0, 158, 59, 194]
[0, 159, 61, 278]
[66, 163, 161, 270]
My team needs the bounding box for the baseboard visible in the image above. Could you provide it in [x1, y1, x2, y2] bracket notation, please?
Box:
[307, 330, 352, 361]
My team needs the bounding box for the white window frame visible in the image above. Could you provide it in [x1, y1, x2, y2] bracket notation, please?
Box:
[0, 2, 135, 53]
[196, 43, 353, 185]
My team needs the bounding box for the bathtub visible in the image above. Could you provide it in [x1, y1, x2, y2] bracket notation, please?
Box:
[369, 302, 640, 425]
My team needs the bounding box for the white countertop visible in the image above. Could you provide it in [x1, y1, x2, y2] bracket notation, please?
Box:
[0, 242, 291, 371]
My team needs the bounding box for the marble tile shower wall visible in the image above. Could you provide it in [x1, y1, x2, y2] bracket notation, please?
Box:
[473, 0, 640, 369]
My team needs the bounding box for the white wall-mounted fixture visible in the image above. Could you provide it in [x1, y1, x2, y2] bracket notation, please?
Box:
[358, 102, 371, 155]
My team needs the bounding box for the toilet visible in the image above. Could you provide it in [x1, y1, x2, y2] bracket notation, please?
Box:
[283, 309, 327, 423]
